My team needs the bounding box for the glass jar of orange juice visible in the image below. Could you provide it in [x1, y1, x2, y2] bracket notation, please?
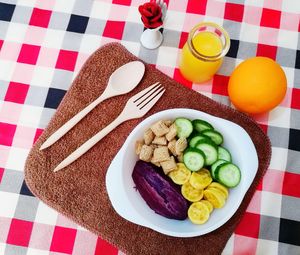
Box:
[179, 22, 230, 83]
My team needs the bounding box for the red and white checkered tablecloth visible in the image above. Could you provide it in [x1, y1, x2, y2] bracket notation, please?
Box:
[0, 0, 299, 254]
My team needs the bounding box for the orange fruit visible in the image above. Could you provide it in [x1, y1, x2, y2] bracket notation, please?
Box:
[228, 57, 287, 114]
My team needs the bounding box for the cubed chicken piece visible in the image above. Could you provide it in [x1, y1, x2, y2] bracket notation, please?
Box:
[165, 123, 177, 141]
[150, 120, 169, 137]
[152, 146, 170, 163]
[175, 137, 187, 155]
[144, 129, 154, 145]
[160, 156, 177, 174]
[168, 139, 177, 156]
[135, 140, 144, 155]
[163, 120, 173, 127]
[139, 145, 154, 162]
[152, 136, 167, 145]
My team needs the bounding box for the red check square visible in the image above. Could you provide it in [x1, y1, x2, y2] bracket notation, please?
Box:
[29, 8, 52, 28]
[5, 82, 29, 104]
[256, 44, 277, 60]
[224, 3, 244, 22]
[235, 212, 260, 238]
[17, 44, 40, 65]
[282, 172, 300, 197]
[55, 50, 78, 71]
[95, 237, 118, 255]
[186, 0, 207, 15]
[34, 128, 44, 144]
[173, 68, 192, 89]
[6, 219, 33, 247]
[103, 21, 125, 40]
[179, 32, 188, 49]
[0, 123, 17, 146]
[0, 168, 4, 183]
[291, 88, 300, 110]
[260, 8, 281, 28]
[112, 0, 131, 5]
[212, 75, 229, 96]
[50, 226, 77, 254]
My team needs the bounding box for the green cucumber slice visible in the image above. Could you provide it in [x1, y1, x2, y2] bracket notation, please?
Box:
[211, 159, 227, 180]
[189, 135, 208, 148]
[202, 130, 223, 145]
[215, 163, 241, 188]
[195, 141, 218, 166]
[183, 148, 205, 172]
[192, 119, 214, 133]
[218, 146, 232, 162]
[175, 118, 193, 138]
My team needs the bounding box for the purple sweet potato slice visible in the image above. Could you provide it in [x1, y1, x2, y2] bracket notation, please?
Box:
[132, 160, 188, 220]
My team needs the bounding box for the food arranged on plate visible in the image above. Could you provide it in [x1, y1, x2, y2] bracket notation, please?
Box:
[133, 117, 241, 224]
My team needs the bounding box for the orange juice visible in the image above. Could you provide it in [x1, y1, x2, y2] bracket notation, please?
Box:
[179, 22, 230, 83]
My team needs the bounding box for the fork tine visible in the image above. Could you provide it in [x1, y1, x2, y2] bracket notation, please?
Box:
[132, 82, 160, 102]
[136, 83, 162, 107]
[139, 87, 165, 111]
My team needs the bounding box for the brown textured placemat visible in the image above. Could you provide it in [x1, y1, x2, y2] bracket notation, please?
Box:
[25, 42, 271, 255]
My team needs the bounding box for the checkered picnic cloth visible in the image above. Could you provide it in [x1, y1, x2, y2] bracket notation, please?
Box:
[0, 0, 299, 254]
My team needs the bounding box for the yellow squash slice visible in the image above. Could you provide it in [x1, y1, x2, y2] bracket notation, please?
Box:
[201, 199, 214, 213]
[207, 182, 229, 199]
[189, 169, 212, 190]
[203, 189, 225, 208]
[181, 182, 203, 202]
[188, 201, 210, 224]
[168, 163, 191, 185]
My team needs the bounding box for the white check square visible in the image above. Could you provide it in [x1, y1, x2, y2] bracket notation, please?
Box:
[281, 0, 300, 14]
[260, 191, 282, 218]
[269, 147, 288, 171]
[0, 60, 15, 81]
[0, 191, 19, 217]
[256, 239, 279, 254]
[239, 23, 259, 43]
[5, 23, 27, 43]
[43, 29, 65, 49]
[35, 201, 58, 225]
[156, 46, 179, 68]
[6, 147, 29, 171]
[80, 34, 102, 54]
[164, 10, 185, 31]
[90, 1, 111, 20]
[26, 248, 50, 255]
[53, 0, 76, 13]
[126, 6, 142, 23]
[19, 105, 43, 128]
[281, 67, 295, 89]
[31, 66, 55, 88]
[268, 107, 290, 129]
[277, 30, 298, 50]
[121, 41, 141, 56]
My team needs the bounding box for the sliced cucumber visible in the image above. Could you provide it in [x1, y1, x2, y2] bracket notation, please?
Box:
[189, 135, 208, 148]
[210, 159, 227, 180]
[183, 148, 205, 172]
[218, 146, 232, 162]
[215, 163, 241, 188]
[195, 141, 218, 166]
[175, 118, 193, 138]
[202, 130, 223, 145]
[192, 119, 214, 133]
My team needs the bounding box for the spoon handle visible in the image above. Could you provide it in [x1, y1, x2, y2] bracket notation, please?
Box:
[40, 95, 106, 150]
[53, 114, 127, 172]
